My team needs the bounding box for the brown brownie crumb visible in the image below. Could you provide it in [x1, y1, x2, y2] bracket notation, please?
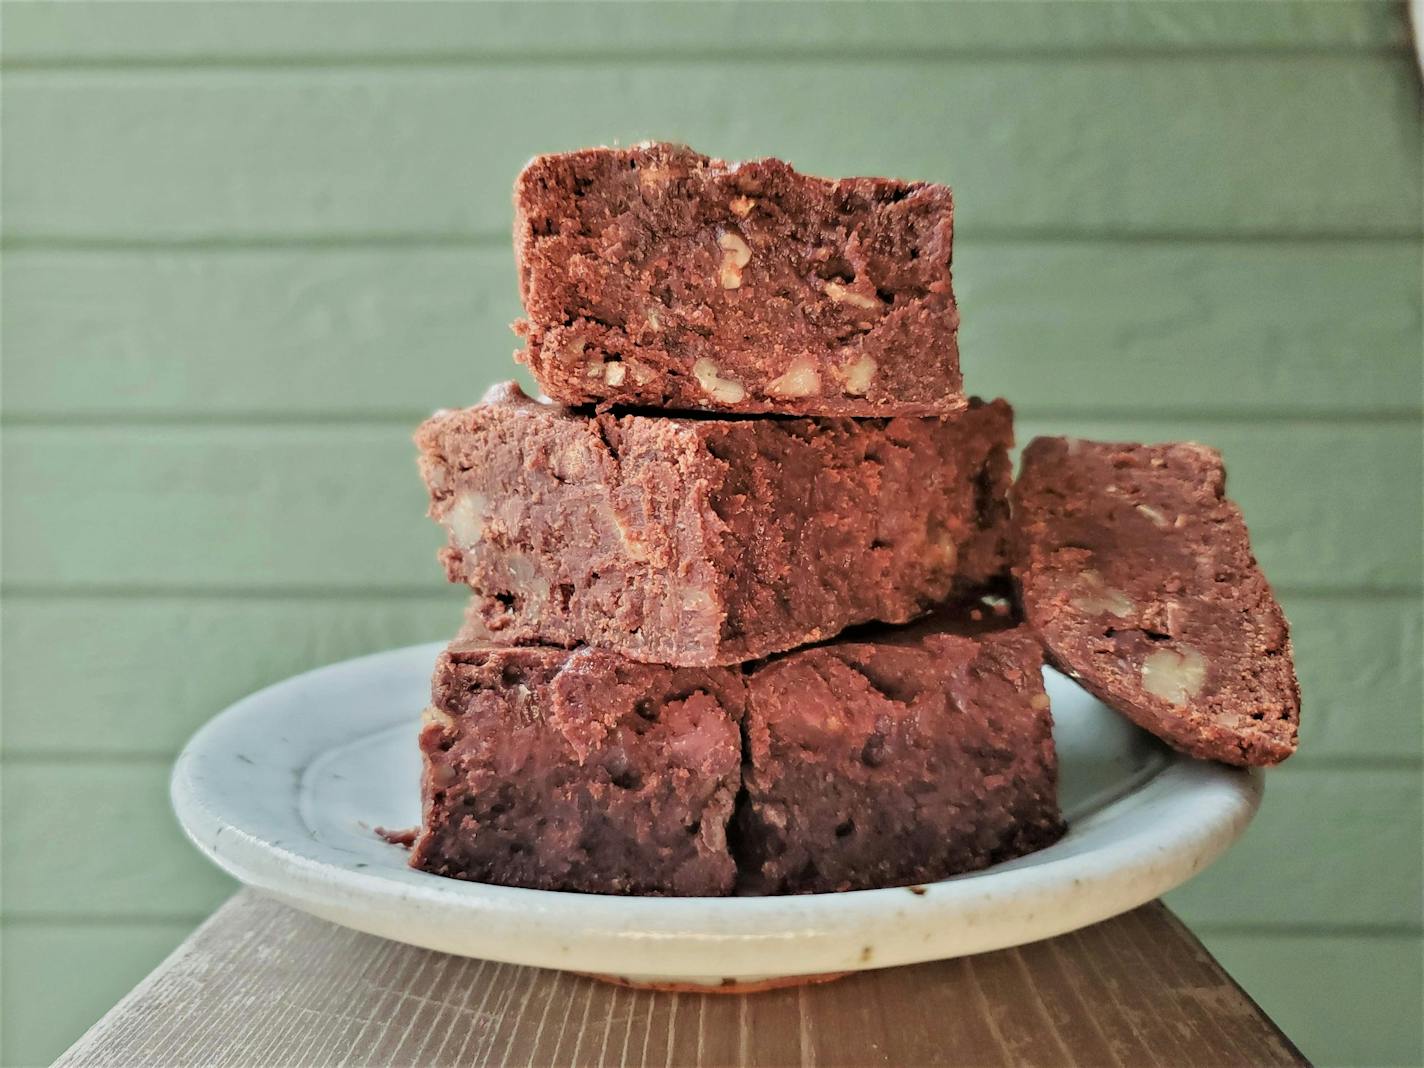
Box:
[375, 826, 417, 848]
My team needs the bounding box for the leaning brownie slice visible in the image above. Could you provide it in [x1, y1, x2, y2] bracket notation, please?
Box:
[1010, 437, 1299, 767]
[417, 382, 1012, 667]
[410, 641, 744, 896]
[514, 142, 963, 416]
[736, 613, 1064, 894]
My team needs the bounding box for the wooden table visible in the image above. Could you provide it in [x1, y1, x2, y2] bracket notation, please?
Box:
[55, 890, 1305, 1067]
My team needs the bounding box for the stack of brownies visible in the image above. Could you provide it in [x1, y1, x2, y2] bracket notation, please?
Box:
[408, 143, 1300, 897]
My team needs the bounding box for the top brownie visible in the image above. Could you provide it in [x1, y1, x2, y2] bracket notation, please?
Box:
[1010, 437, 1300, 767]
[514, 142, 963, 416]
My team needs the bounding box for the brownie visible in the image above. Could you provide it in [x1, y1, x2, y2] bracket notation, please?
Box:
[736, 615, 1064, 894]
[412, 599, 1063, 897]
[416, 382, 1013, 667]
[410, 641, 744, 896]
[1010, 437, 1300, 767]
[513, 142, 963, 416]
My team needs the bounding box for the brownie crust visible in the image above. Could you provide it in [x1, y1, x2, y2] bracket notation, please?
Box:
[736, 618, 1064, 894]
[1010, 437, 1300, 767]
[514, 142, 963, 416]
[410, 642, 744, 896]
[416, 382, 1013, 667]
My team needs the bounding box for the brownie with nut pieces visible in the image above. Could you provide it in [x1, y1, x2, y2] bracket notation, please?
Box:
[1010, 437, 1299, 767]
[416, 382, 1012, 667]
[410, 641, 745, 896]
[513, 142, 963, 416]
[735, 611, 1064, 895]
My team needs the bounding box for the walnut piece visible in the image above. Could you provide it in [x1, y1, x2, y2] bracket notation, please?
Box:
[638, 164, 682, 190]
[557, 335, 587, 363]
[1141, 646, 1208, 705]
[1070, 569, 1134, 617]
[1136, 503, 1171, 528]
[824, 281, 882, 311]
[603, 362, 627, 387]
[444, 492, 489, 547]
[611, 507, 650, 562]
[717, 230, 752, 289]
[1029, 693, 1051, 711]
[429, 761, 458, 789]
[925, 529, 958, 570]
[729, 195, 755, 217]
[691, 358, 746, 404]
[767, 356, 822, 398]
[842, 354, 877, 395]
[421, 705, 458, 732]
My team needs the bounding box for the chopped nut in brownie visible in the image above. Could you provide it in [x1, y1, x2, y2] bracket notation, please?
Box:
[416, 382, 1013, 666]
[514, 142, 963, 416]
[1011, 437, 1299, 767]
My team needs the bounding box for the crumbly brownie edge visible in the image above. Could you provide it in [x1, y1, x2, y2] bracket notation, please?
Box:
[410, 643, 744, 896]
[1010, 436, 1300, 767]
[734, 622, 1064, 894]
[512, 142, 963, 416]
[415, 383, 733, 665]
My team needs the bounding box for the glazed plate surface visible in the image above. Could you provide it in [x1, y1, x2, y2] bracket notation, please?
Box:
[172, 642, 1260, 986]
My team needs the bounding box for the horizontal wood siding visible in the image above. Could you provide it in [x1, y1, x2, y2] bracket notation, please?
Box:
[2, 1, 1407, 62]
[4, 60, 1419, 242]
[5, 422, 1417, 591]
[4, 594, 1414, 762]
[4, 760, 1417, 931]
[4, 242, 1420, 419]
[2, 3, 1419, 1065]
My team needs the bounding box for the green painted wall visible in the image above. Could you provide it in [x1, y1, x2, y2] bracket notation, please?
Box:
[2, 2, 1420, 1064]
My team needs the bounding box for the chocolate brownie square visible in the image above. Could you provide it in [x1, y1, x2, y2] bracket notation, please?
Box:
[1010, 437, 1300, 767]
[416, 382, 1012, 666]
[514, 142, 963, 416]
[410, 641, 744, 896]
[736, 615, 1064, 894]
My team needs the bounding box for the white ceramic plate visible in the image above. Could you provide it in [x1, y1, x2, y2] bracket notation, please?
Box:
[172, 642, 1260, 987]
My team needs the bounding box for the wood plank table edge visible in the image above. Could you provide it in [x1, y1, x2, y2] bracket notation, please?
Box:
[54, 890, 1309, 1067]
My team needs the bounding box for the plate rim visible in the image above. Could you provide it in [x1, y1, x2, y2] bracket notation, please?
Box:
[172, 641, 1262, 980]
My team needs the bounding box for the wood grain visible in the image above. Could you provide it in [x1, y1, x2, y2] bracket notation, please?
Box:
[52, 892, 1306, 1068]
[5, 59, 1418, 242]
[5, 242, 1419, 419]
